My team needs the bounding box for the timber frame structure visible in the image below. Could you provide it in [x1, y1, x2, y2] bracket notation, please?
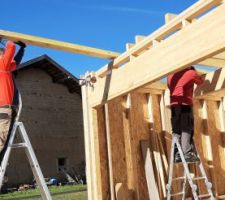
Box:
[1, 0, 225, 199]
[82, 0, 225, 199]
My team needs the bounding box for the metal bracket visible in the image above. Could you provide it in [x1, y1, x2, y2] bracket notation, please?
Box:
[79, 72, 96, 88]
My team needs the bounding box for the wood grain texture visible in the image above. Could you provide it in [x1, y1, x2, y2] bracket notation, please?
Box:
[0, 30, 120, 59]
[90, 3, 225, 107]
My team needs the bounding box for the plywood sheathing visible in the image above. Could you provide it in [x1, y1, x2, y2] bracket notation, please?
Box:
[82, 1, 225, 199]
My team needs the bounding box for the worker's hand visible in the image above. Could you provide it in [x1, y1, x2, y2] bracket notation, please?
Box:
[15, 41, 26, 48]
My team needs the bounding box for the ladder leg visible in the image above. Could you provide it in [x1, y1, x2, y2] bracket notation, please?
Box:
[175, 138, 199, 200]
[0, 122, 18, 190]
[18, 122, 52, 200]
[198, 161, 214, 200]
[166, 137, 176, 200]
[181, 171, 187, 200]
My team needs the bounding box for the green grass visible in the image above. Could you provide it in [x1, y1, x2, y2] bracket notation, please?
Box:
[0, 184, 87, 200]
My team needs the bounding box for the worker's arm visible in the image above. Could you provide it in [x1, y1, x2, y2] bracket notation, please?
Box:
[2, 41, 16, 70]
[14, 41, 26, 65]
[191, 70, 204, 85]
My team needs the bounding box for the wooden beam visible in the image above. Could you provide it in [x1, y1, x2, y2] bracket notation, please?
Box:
[0, 30, 120, 59]
[194, 67, 225, 99]
[165, 12, 225, 68]
[89, 3, 225, 107]
[81, 74, 98, 200]
[126, 43, 134, 51]
[96, 0, 222, 77]
[135, 35, 146, 43]
[199, 57, 225, 68]
[165, 13, 177, 23]
[137, 81, 167, 94]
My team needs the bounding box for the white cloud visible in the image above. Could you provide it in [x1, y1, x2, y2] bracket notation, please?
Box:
[85, 5, 162, 16]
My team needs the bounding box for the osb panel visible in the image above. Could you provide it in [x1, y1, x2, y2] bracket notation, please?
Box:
[92, 94, 225, 200]
[193, 100, 210, 195]
[93, 107, 110, 200]
[107, 97, 128, 185]
[206, 101, 225, 196]
[122, 95, 136, 199]
[128, 93, 150, 200]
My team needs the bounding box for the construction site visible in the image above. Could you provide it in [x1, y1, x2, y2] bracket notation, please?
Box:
[0, 0, 225, 199]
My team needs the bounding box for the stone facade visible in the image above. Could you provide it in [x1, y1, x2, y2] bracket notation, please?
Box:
[5, 57, 85, 187]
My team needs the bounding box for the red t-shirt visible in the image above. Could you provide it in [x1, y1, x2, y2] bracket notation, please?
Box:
[167, 67, 203, 106]
[0, 41, 16, 106]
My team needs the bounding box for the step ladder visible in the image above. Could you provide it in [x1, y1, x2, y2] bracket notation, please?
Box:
[0, 92, 52, 200]
[166, 136, 214, 200]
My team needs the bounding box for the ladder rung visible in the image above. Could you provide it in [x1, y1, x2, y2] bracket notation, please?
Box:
[198, 194, 211, 198]
[171, 192, 184, 197]
[10, 143, 27, 148]
[187, 160, 201, 164]
[193, 177, 206, 181]
[173, 176, 186, 181]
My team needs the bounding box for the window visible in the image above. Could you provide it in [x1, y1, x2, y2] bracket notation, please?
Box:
[57, 157, 68, 172]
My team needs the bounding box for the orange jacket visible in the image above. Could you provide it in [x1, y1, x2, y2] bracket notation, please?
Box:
[0, 41, 16, 106]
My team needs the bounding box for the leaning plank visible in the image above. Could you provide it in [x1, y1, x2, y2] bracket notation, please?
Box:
[89, 3, 225, 107]
[141, 140, 160, 200]
[0, 30, 120, 59]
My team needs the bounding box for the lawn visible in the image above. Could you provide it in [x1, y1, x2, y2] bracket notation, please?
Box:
[0, 184, 87, 200]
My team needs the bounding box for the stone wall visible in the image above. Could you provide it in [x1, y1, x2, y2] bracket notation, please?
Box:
[5, 67, 85, 187]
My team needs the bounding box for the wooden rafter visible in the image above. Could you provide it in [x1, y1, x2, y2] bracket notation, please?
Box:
[96, 0, 222, 77]
[165, 12, 225, 68]
[88, 2, 225, 107]
[0, 30, 120, 59]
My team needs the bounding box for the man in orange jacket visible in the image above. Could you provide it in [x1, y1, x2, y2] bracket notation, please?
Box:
[167, 66, 204, 163]
[0, 39, 26, 162]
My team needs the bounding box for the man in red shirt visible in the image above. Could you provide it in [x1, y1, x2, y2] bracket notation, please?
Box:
[167, 66, 203, 162]
[0, 39, 26, 162]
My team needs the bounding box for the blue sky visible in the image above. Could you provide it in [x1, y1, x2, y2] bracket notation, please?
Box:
[1, 0, 197, 77]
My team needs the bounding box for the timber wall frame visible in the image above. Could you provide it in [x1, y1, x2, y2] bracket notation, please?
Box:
[82, 0, 225, 199]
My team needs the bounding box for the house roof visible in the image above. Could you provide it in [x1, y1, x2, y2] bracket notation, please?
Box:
[17, 55, 81, 95]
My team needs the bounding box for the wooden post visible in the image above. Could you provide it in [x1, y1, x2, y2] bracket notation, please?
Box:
[104, 103, 115, 200]
[80, 73, 94, 200]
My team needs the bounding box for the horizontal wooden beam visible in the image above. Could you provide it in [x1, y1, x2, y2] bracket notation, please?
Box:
[96, 0, 222, 77]
[0, 30, 120, 59]
[199, 57, 225, 68]
[88, 2, 225, 107]
[165, 13, 225, 68]
[136, 82, 167, 94]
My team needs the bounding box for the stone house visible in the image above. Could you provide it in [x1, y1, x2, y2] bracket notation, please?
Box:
[5, 55, 85, 187]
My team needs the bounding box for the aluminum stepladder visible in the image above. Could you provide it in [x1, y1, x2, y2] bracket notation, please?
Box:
[166, 136, 214, 200]
[0, 92, 52, 200]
